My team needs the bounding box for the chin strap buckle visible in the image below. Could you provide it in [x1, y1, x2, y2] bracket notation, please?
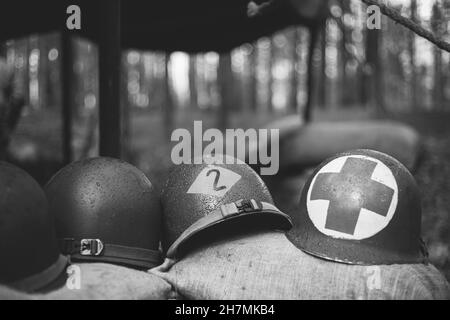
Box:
[61, 238, 104, 256]
[80, 239, 104, 256]
[220, 199, 262, 218]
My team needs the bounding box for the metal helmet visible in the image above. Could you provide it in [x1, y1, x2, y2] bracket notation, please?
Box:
[45, 157, 162, 270]
[0, 162, 68, 292]
[288, 149, 428, 265]
[161, 154, 292, 259]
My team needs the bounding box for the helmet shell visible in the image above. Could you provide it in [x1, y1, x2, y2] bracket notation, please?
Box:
[0, 162, 67, 292]
[161, 155, 292, 258]
[288, 149, 426, 265]
[45, 157, 162, 268]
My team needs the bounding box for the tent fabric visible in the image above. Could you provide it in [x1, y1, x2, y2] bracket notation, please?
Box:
[1, 263, 175, 300]
[150, 231, 450, 300]
[248, 117, 422, 173]
[277, 120, 422, 172]
[0, 285, 30, 300]
[41, 263, 174, 300]
[0, 0, 321, 53]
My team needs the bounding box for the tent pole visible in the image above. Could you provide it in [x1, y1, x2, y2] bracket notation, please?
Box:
[61, 32, 73, 164]
[303, 26, 320, 123]
[0, 42, 6, 57]
[99, 0, 122, 158]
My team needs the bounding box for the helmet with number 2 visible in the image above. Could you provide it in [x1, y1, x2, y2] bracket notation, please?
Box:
[161, 155, 292, 259]
[288, 149, 427, 265]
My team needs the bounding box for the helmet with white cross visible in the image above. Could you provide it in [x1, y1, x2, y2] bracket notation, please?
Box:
[288, 149, 428, 265]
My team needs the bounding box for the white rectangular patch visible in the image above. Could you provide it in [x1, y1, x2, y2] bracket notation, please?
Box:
[187, 165, 242, 198]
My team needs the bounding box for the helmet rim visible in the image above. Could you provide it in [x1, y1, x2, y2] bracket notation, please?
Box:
[167, 201, 293, 259]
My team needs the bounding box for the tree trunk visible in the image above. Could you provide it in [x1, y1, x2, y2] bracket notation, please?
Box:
[431, 2, 444, 111]
[365, 26, 385, 113]
[339, 0, 353, 106]
[163, 53, 174, 138]
[408, 0, 418, 111]
[303, 27, 320, 122]
[267, 38, 275, 112]
[38, 36, 48, 110]
[121, 54, 131, 161]
[433, 49, 444, 110]
[23, 38, 30, 108]
[289, 28, 301, 112]
[217, 52, 233, 130]
[189, 56, 198, 109]
[0, 44, 26, 160]
[317, 24, 327, 108]
[249, 43, 258, 112]
[47, 34, 60, 110]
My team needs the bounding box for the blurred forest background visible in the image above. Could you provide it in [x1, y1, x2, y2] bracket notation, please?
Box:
[1, 0, 449, 162]
[0, 0, 449, 278]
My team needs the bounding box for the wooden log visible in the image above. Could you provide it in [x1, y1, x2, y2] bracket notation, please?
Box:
[278, 120, 422, 172]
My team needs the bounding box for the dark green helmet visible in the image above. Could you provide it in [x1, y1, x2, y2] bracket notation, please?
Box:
[0, 162, 68, 292]
[45, 157, 162, 269]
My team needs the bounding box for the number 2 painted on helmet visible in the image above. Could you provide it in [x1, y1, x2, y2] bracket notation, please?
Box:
[207, 169, 227, 191]
[187, 165, 242, 197]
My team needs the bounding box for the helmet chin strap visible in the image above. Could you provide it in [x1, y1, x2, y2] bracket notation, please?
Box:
[167, 199, 293, 259]
[9, 255, 69, 293]
[60, 238, 161, 270]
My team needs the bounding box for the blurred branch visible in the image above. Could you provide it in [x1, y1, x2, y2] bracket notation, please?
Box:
[247, 1, 275, 17]
[361, 0, 450, 53]
[6, 97, 25, 133]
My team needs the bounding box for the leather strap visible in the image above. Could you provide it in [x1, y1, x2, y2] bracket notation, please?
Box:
[167, 199, 292, 259]
[60, 239, 161, 270]
[10, 254, 69, 293]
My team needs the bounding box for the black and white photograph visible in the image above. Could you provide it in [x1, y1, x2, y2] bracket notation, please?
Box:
[0, 0, 449, 306]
